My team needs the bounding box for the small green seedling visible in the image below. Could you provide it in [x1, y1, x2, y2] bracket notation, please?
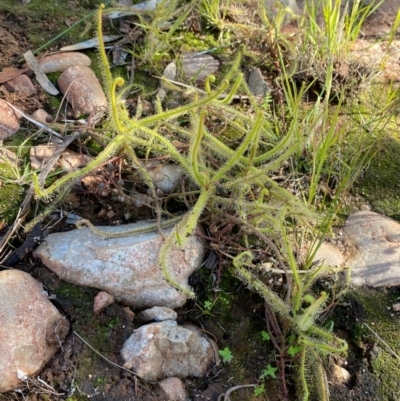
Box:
[261, 330, 271, 341]
[254, 383, 265, 396]
[203, 300, 213, 311]
[260, 364, 277, 379]
[288, 344, 302, 357]
[254, 364, 277, 396]
[195, 296, 220, 317]
[219, 347, 233, 363]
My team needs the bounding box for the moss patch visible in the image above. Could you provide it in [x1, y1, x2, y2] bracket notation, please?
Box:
[354, 136, 400, 221]
[350, 288, 400, 401]
[0, 148, 29, 223]
[0, 179, 25, 223]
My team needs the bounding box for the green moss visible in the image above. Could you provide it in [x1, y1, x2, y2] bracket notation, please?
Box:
[0, 181, 25, 223]
[54, 282, 127, 394]
[177, 31, 219, 53]
[350, 288, 400, 401]
[56, 282, 90, 301]
[0, 156, 28, 223]
[93, 375, 107, 388]
[354, 137, 400, 221]
[3, 133, 33, 159]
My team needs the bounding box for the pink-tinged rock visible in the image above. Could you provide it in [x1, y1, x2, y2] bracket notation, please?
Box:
[31, 109, 53, 124]
[29, 143, 58, 170]
[0, 148, 17, 168]
[33, 221, 205, 309]
[30, 143, 91, 171]
[343, 211, 400, 287]
[57, 66, 107, 117]
[4, 74, 37, 95]
[157, 377, 187, 401]
[38, 52, 91, 73]
[0, 270, 69, 393]
[121, 320, 216, 381]
[0, 99, 20, 141]
[93, 291, 114, 314]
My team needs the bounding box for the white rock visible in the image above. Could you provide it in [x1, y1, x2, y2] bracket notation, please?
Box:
[0, 270, 69, 393]
[121, 320, 216, 381]
[138, 306, 177, 322]
[157, 62, 177, 101]
[0, 99, 20, 141]
[343, 211, 400, 287]
[331, 363, 351, 384]
[313, 242, 346, 268]
[33, 221, 205, 309]
[147, 163, 183, 193]
[157, 377, 187, 401]
[57, 66, 107, 117]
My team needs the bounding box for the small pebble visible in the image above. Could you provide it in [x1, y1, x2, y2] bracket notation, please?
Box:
[137, 306, 178, 322]
[147, 163, 183, 193]
[31, 108, 53, 124]
[247, 68, 271, 98]
[93, 291, 114, 314]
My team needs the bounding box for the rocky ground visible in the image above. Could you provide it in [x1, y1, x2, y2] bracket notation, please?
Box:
[0, 1, 400, 400]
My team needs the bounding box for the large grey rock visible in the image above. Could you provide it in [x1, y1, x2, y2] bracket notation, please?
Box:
[121, 320, 217, 381]
[33, 221, 205, 309]
[343, 211, 400, 287]
[0, 270, 69, 393]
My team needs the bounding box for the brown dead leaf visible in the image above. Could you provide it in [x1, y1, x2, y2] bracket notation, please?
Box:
[0, 67, 30, 84]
